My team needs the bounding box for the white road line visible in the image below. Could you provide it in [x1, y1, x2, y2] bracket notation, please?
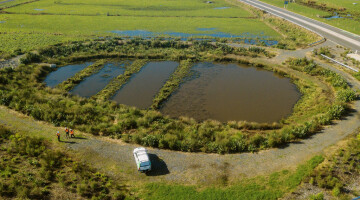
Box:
[241, 0, 360, 48]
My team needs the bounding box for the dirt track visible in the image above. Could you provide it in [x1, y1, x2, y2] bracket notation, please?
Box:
[0, 41, 360, 186]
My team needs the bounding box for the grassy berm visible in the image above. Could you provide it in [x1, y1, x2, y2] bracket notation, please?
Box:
[0, 125, 129, 200]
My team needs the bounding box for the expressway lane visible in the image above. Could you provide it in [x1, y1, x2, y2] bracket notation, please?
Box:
[239, 0, 360, 51]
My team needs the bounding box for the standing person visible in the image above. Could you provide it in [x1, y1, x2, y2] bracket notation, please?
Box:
[284, 0, 289, 8]
[70, 129, 75, 138]
[65, 127, 69, 139]
[56, 131, 60, 142]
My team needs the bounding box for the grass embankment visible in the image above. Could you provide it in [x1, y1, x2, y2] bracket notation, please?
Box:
[227, 0, 323, 49]
[0, 40, 355, 154]
[254, 0, 360, 35]
[93, 60, 148, 101]
[56, 60, 107, 91]
[151, 59, 193, 109]
[141, 156, 324, 200]
[0, 125, 128, 200]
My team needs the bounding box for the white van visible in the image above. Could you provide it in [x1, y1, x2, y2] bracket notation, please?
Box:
[133, 147, 151, 172]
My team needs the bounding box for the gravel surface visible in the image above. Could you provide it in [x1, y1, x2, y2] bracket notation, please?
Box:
[0, 55, 23, 69]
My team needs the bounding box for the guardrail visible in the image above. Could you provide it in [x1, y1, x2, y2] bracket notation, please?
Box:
[321, 54, 359, 72]
[239, 0, 326, 48]
[308, 38, 326, 47]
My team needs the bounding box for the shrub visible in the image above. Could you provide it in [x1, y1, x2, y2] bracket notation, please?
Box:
[332, 186, 341, 197]
[310, 192, 324, 200]
[20, 52, 42, 64]
[327, 104, 345, 119]
[336, 88, 357, 102]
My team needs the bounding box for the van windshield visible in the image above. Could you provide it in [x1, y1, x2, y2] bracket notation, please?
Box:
[140, 161, 150, 167]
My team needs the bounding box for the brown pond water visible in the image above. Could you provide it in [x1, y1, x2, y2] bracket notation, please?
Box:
[112, 61, 179, 109]
[160, 62, 301, 123]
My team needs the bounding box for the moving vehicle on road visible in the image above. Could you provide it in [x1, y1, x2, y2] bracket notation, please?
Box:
[133, 147, 151, 172]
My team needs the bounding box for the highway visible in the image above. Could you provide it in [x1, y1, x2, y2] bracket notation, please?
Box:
[239, 0, 360, 51]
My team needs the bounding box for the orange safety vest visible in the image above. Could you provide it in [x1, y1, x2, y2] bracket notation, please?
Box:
[57, 133, 60, 137]
[70, 130, 74, 135]
[65, 128, 69, 133]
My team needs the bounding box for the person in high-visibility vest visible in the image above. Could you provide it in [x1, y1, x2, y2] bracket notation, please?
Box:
[70, 129, 75, 138]
[65, 127, 69, 139]
[56, 131, 60, 141]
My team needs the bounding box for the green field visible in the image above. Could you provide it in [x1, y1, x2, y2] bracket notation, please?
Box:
[4, 0, 252, 17]
[257, 0, 360, 35]
[0, 0, 285, 54]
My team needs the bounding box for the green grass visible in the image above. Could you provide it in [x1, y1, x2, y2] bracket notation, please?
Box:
[4, 0, 252, 18]
[0, 13, 280, 53]
[257, 0, 360, 35]
[0, 13, 279, 36]
[0, 0, 288, 53]
[140, 155, 324, 200]
[0, 125, 128, 199]
[0, 31, 88, 53]
[312, 0, 360, 13]
[0, 0, 34, 9]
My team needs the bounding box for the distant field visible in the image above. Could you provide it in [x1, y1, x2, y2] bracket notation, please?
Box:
[0, 14, 278, 35]
[4, 0, 252, 18]
[258, 0, 360, 35]
[0, 0, 283, 53]
[0, 0, 31, 9]
[313, 0, 360, 13]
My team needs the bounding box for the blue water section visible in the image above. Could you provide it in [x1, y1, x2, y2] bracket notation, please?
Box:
[110, 30, 278, 46]
[44, 62, 93, 88]
[112, 61, 179, 109]
[326, 15, 343, 19]
[0, 0, 14, 4]
[111, 30, 269, 39]
[214, 7, 230, 9]
[34, 8, 45, 11]
[70, 61, 130, 98]
[0, 21, 5, 23]
[197, 28, 217, 31]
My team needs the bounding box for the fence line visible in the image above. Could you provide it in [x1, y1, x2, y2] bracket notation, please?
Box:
[321, 54, 359, 72]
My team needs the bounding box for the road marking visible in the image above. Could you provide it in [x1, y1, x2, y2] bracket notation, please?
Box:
[241, 0, 360, 49]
